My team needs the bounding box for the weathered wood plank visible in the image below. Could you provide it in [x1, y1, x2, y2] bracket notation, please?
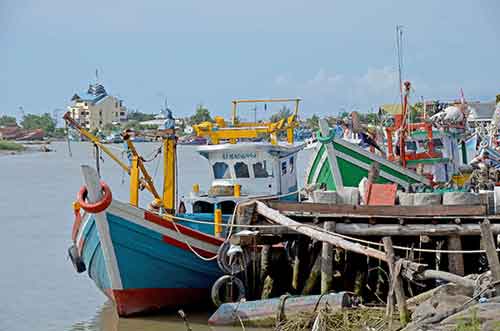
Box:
[255, 201, 388, 262]
[267, 201, 487, 217]
[255, 223, 500, 237]
[383, 237, 409, 327]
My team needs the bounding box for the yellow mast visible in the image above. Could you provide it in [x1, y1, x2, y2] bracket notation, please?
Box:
[161, 129, 177, 213]
[63, 112, 163, 208]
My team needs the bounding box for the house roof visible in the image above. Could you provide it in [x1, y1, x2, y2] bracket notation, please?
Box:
[72, 83, 108, 104]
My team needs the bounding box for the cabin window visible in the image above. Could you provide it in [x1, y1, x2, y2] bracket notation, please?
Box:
[234, 162, 250, 178]
[193, 201, 214, 213]
[432, 138, 443, 150]
[281, 161, 287, 175]
[289, 156, 295, 173]
[253, 161, 270, 178]
[213, 162, 231, 179]
[219, 200, 236, 214]
[405, 141, 417, 152]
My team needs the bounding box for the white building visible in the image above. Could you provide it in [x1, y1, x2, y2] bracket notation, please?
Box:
[68, 83, 127, 131]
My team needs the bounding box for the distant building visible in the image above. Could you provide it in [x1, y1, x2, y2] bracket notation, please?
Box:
[68, 83, 127, 131]
[467, 101, 497, 125]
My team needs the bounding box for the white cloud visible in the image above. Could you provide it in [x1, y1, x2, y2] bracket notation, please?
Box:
[272, 67, 402, 112]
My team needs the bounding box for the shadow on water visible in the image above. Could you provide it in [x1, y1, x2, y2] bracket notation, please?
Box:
[68, 301, 268, 331]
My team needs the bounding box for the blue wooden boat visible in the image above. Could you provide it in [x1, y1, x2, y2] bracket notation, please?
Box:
[72, 175, 224, 316]
[65, 98, 303, 316]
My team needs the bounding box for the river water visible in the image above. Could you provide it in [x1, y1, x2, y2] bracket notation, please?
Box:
[0, 141, 312, 331]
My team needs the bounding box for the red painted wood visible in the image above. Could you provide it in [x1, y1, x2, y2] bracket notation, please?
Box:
[108, 288, 210, 316]
[162, 235, 216, 259]
[144, 211, 223, 246]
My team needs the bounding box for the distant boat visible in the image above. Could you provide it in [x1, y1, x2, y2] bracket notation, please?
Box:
[178, 136, 207, 145]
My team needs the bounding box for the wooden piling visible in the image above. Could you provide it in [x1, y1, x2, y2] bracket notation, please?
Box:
[321, 221, 335, 294]
[383, 237, 409, 327]
[302, 254, 321, 295]
[447, 235, 465, 276]
[479, 219, 500, 295]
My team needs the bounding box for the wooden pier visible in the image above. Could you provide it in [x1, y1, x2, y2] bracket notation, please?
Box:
[212, 199, 500, 327]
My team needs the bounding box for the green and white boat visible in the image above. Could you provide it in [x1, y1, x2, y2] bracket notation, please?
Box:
[305, 121, 431, 191]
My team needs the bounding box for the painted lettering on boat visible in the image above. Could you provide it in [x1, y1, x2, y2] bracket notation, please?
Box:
[222, 152, 257, 160]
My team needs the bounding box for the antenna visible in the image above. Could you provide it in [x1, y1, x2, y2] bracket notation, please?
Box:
[95, 69, 99, 84]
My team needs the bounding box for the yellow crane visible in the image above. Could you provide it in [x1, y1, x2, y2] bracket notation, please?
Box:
[193, 98, 301, 145]
[63, 112, 175, 212]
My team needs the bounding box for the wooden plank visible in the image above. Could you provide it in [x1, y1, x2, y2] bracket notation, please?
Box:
[255, 201, 388, 262]
[383, 237, 410, 327]
[255, 222, 500, 237]
[479, 218, 500, 295]
[267, 201, 487, 217]
[332, 223, 500, 236]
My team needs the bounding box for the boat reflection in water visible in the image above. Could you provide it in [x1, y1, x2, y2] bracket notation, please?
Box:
[68, 301, 270, 331]
[68, 301, 226, 331]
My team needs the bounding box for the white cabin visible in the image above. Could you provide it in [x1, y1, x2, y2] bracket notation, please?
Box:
[182, 142, 302, 214]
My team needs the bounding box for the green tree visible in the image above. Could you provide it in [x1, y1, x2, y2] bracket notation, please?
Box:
[304, 114, 320, 130]
[189, 104, 212, 125]
[270, 105, 292, 123]
[127, 110, 155, 122]
[0, 115, 17, 127]
[21, 113, 56, 133]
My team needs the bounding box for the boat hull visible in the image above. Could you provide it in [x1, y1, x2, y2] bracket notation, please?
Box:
[74, 200, 223, 316]
[305, 138, 430, 190]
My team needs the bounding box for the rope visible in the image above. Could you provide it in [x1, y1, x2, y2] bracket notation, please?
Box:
[169, 216, 219, 261]
[156, 189, 302, 262]
[162, 198, 500, 255]
[308, 223, 500, 254]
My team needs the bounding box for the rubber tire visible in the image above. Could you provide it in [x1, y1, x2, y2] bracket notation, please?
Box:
[211, 275, 246, 307]
[68, 244, 86, 273]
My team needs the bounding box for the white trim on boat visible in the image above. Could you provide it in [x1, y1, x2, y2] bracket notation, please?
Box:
[334, 150, 410, 190]
[81, 166, 123, 290]
[310, 149, 328, 184]
[333, 138, 430, 185]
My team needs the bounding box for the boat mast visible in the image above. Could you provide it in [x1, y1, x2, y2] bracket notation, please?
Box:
[396, 25, 404, 111]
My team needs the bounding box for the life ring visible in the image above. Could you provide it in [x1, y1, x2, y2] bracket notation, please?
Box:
[77, 181, 112, 214]
[211, 275, 246, 307]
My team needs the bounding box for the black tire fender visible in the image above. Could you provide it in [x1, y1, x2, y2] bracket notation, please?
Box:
[211, 275, 246, 307]
[68, 244, 86, 273]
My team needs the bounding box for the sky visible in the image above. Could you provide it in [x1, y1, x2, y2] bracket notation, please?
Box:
[1, 0, 499, 122]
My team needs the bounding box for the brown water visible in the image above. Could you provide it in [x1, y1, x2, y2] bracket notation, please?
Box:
[0, 141, 311, 331]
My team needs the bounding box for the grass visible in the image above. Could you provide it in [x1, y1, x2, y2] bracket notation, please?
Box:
[456, 308, 481, 331]
[0, 140, 25, 151]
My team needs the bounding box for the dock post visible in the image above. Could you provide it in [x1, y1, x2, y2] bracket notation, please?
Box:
[383, 237, 409, 327]
[130, 156, 139, 207]
[321, 221, 335, 294]
[479, 219, 500, 295]
[447, 235, 464, 276]
[302, 253, 321, 295]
